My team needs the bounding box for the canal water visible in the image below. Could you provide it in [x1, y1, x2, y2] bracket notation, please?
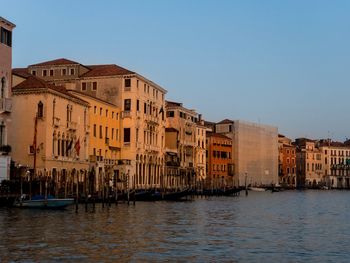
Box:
[1, 190, 350, 262]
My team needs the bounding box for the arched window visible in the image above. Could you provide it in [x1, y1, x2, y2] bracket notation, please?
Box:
[37, 101, 44, 118]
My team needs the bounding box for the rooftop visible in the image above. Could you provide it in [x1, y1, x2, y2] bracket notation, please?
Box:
[81, 64, 134, 78]
[29, 58, 80, 67]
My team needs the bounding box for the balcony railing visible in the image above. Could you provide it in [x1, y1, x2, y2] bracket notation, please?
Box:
[0, 98, 12, 113]
[67, 121, 77, 131]
[122, 111, 131, 119]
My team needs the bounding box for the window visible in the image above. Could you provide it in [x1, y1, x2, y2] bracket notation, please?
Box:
[32, 70, 36, 76]
[82, 82, 87, 91]
[144, 103, 147, 114]
[167, 111, 174, 117]
[137, 100, 140, 111]
[111, 128, 114, 140]
[49, 70, 54, 76]
[124, 99, 131, 111]
[125, 79, 131, 88]
[94, 106, 97, 114]
[70, 68, 75, 75]
[62, 68, 66, 76]
[112, 111, 114, 118]
[116, 129, 119, 140]
[93, 124, 97, 137]
[105, 127, 108, 139]
[100, 107, 102, 115]
[0, 27, 12, 47]
[99, 125, 103, 138]
[124, 128, 131, 143]
[92, 82, 97, 91]
[106, 109, 108, 117]
[137, 80, 139, 88]
[37, 101, 44, 118]
[43, 70, 47, 77]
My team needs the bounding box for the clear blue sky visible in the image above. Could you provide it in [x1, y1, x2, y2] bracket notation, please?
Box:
[2, 0, 350, 141]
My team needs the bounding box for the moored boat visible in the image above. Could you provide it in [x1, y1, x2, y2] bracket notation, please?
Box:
[249, 187, 266, 192]
[14, 195, 74, 209]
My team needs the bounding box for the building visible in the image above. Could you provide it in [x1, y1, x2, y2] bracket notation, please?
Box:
[278, 134, 296, 187]
[13, 58, 167, 190]
[10, 74, 89, 196]
[165, 101, 200, 188]
[318, 139, 350, 189]
[195, 117, 209, 186]
[68, 90, 121, 193]
[0, 17, 15, 180]
[295, 138, 323, 188]
[206, 132, 234, 189]
[216, 119, 278, 187]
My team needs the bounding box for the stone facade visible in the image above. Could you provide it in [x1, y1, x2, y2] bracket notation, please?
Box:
[278, 134, 296, 187]
[9, 75, 89, 196]
[0, 17, 15, 171]
[206, 132, 234, 188]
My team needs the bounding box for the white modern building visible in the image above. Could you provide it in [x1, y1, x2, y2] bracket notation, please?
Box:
[216, 119, 279, 186]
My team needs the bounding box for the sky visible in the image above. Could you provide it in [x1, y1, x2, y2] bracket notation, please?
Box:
[1, 0, 350, 141]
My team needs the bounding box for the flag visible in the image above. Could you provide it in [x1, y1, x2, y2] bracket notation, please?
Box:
[74, 138, 80, 156]
[66, 140, 73, 155]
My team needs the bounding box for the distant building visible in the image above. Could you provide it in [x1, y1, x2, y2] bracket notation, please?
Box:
[165, 101, 199, 187]
[206, 132, 235, 188]
[0, 17, 15, 180]
[295, 138, 323, 188]
[278, 134, 296, 187]
[216, 119, 278, 186]
[318, 139, 350, 188]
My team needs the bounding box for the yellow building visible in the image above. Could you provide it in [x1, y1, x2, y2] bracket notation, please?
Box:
[68, 90, 121, 192]
[10, 73, 89, 196]
[20, 58, 167, 190]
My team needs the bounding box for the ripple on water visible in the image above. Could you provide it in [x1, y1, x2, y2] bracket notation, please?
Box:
[1, 191, 350, 262]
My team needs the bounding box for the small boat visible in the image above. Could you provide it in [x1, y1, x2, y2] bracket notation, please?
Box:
[249, 187, 266, 192]
[14, 195, 74, 209]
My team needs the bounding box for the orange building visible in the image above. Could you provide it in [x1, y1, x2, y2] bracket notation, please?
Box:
[278, 134, 296, 187]
[206, 132, 234, 188]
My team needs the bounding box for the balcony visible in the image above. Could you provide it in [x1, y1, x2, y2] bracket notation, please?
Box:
[122, 111, 131, 119]
[0, 98, 12, 113]
[67, 121, 77, 131]
[53, 117, 60, 127]
[105, 137, 110, 145]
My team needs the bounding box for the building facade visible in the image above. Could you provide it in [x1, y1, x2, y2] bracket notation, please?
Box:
[68, 90, 121, 192]
[165, 101, 202, 188]
[318, 140, 350, 188]
[278, 134, 296, 187]
[10, 75, 89, 196]
[0, 17, 15, 180]
[295, 138, 323, 188]
[15, 58, 167, 190]
[216, 119, 278, 187]
[206, 132, 234, 188]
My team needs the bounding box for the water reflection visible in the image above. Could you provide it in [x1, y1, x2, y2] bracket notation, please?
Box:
[1, 191, 350, 262]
